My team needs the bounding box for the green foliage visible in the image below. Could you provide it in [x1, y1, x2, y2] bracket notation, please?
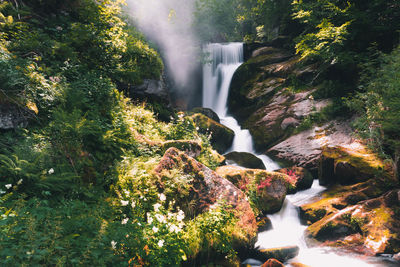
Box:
[347, 45, 400, 157]
[166, 113, 199, 141]
[292, 0, 351, 63]
[194, 0, 294, 42]
[294, 19, 350, 62]
[292, 0, 400, 62]
[184, 204, 237, 263]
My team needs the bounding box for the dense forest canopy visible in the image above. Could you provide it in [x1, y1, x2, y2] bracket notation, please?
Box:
[0, 0, 400, 266]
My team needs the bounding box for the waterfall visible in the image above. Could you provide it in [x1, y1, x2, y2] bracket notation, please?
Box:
[202, 42, 279, 171]
[201, 43, 395, 267]
[202, 42, 243, 116]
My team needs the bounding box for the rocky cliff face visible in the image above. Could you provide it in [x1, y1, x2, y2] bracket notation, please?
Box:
[228, 45, 330, 151]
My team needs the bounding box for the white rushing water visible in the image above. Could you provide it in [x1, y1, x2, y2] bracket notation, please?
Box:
[201, 42, 397, 267]
[202, 43, 279, 171]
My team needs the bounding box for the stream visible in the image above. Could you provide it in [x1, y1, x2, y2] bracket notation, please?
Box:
[201, 42, 397, 267]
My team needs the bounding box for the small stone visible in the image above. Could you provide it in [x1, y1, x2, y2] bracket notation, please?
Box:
[257, 215, 273, 232]
[258, 245, 300, 262]
[261, 258, 285, 267]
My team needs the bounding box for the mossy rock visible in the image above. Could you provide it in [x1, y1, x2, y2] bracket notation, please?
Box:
[216, 166, 293, 214]
[161, 140, 202, 158]
[191, 113, 234, 153]
[224, 151, 266, 170]
[190, 107, 220, 123]
[319, 146, 396, 186]
[302, 178, 400, 255]
[277, 166, 314, 193]
[255, 246, 300, 263]
[154, 148, 257, 256]
[300, 179, 386, 225]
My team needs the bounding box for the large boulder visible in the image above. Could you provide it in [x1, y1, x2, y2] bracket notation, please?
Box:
[224, 151, 266, 170]
[301, 180, 400, 256]
[243, 90, 331, 150]
[191, 113, 234, 153]
[130, 78, 170, 104]
[161, 140, 202, 158]
[154, 148, 257, 252]
[216, 165, 291, 214]
[318, 145, 394, 186]
[300, 179, 387, 225]
[190, 107, 220, 123]
[0, 103, 31, 129]
[268, 120, 395, 180]
[276, 166, 314, 193]
[128, 77, 173, 121]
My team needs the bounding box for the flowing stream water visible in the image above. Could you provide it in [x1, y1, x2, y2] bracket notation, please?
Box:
[201, 42, 397, 267]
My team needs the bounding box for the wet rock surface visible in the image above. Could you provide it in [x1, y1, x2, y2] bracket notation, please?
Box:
[277, 166, 314, 193]
[301, 180, 400, 255]
[224, 151, 266, 170]
[254, 245, 300, 263]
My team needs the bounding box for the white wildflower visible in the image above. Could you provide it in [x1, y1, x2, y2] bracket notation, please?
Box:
[153, 203, 162, 212]
[111, 240, 117, 249]
[48, 168, 54, 174]
[138, 222, 141, 226]
[131, 201, 136, 208]
[196, 127, 199, 131]
[177, 210, 185, 222]
[5, 184, 12, 189]
[120, 200, 129, 206]
[152, 226, 159, 233]
[158, 240, 164, 247]
[155, 214, 166, 223]
[169, 224, 181, 233]
[159, 193, 166, 201]
[123, 189, 130, 196]
[17, 179, 23, 185]
[147, 214, 153, 224]
[0, 190, 5, 194]
[121, 218, 129, 224]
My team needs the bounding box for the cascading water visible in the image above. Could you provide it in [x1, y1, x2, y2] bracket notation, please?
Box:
[201, 43, 396, 267]
[202, 42, 279, 170]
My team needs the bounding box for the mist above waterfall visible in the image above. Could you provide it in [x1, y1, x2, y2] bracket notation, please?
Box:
[126, 0, 198, 92]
